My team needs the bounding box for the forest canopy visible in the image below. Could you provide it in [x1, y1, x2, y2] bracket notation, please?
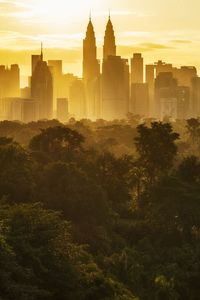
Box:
[0, 117, 199, 300]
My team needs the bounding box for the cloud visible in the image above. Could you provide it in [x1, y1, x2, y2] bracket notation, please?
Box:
[123, 31, 151, 38]
[95, 10, 147, 17]
[171, 39, 192, 44]
[139, 42, 173, 50]
[117, 43, 173, 57]
[0, 30, 84, 49]
[0, 0, 32, 18]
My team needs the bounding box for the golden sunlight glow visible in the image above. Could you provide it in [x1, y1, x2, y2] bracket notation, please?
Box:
[31, 0, 101, 22]
[0, 0, 200, 85]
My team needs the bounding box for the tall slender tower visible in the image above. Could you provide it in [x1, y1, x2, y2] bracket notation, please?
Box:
[83, 16, 99, 81]
[31, 45, 53, 120]
[83, 16, 100, 119]
[103, 15, 116, 60]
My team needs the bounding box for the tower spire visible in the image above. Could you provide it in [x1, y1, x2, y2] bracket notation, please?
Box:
[103, 13, 116, 60]
[89, 9, 92, 21]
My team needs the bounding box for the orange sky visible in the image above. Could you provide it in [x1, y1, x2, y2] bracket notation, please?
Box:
[0, 0, 200, 86]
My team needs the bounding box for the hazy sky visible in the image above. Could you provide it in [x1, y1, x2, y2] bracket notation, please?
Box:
[0, 0, 200, 86]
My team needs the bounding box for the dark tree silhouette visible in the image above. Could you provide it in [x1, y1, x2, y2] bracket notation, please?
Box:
[135, 122, 179, 184]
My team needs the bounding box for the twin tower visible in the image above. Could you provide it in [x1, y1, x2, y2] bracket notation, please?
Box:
[83, 16, 129, 120]
[83, 15, 116, 80]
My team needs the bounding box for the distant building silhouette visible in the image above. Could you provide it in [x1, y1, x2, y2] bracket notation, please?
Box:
[83, 16, 100, 120]
[48, 60, 63, 112]
[57, 98, 68, 123]
[0, 97, 39, 122]
[0, 65, 20, 99]
[155, 60, 173, 77]
[130, 83, 149, 117]
[155, 72, 178, 120]
[69, 79, 86, 119]
[177, 86, 190, 119]
[191, 77, 200, 117]
[0, 16, 200, 122]
[131, 53, 144, 84]
[31, 55, 41, 76]
[103, 15, 116, 60]
[173, 66, 197, 87]
[31, 47, 53, 120]
[146, 64, 155, 116]
[102, 55, 129, 120]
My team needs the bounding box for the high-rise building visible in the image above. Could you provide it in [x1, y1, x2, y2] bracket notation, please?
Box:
[57, 98, 68, 123]
[146, 64, 155, 116]
[22, 99, 39, 123]
[0, 65, 20, 99]
[131, 53, 143, 84]
[103, 15, 116, 60]
[60, 74, 78, 100]
[173, 66, 197, 87]
[177, 86, 190, 119]
[48, 60, 63, 111]
[155, 60, 173, 77]
[173, 66, 197, 117]
[83, 16, 100, 120]
[102, 55, 129, 120]
[0, 97, 39, 122]
[191, 77, 200, 117]
[31, 48, 53, 120]
[155, 72, 178, 120]
[21, 87, 31, 99]
[130, 83, 149, 117]
[32, 55, 41, 75]
[69, 79, 86, 119]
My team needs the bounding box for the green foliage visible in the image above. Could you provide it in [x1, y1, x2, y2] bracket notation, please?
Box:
[186, 118, 200, 145]
[29, 126, 85, 161]
[0, 139, 34, 203]
[135, 122, 179, 183]
[177, 155, 200, 183]
[0, 203, 138, 300]
[0, 119, 199, 299]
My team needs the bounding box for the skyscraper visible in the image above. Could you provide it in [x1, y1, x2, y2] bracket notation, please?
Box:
[131, 53, 144, 84]
[177, 86, 190, 119]
[69, 79, 86, 119]
[103, 15, 116, 60]
[191, 77, 200, 117]
[57, 98, 68, 123]
[155, 72, 178, 120]
[31, 47, 53, 120]
[130, 83, 149, 117]
[48, 60, 63, 111]
[32, 55, 41, 76]
[146, 64, 155, 116]
[102, 56, 129, 120]
[83, 16, 100, 120]
[155, 60, 173, 77]
[0, 65, 20, 99]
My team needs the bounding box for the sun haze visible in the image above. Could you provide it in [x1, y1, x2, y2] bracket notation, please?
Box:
[1, 0, 200, 84]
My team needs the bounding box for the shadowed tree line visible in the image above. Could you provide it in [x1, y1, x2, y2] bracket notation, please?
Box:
[0, 117, 200, 299]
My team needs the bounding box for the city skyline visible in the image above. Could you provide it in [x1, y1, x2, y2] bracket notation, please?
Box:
[1, 0, 200, 87]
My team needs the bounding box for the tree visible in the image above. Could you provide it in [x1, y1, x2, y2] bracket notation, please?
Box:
[177, 156, 200, 183]
[29, 126, 85, 162]
[0, 203, 138, 300]
[36, 162, 113, 252]
[0, 139, 34, 203]
[92, 152, 133, 215]
[135, 122, 179, 184]
[186, 118, 200, 146]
